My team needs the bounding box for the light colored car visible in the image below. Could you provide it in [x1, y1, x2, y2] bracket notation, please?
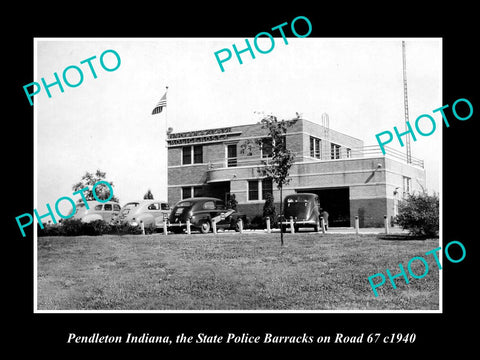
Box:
[71, 200, 122, 223]
[114, 200, 171, 231]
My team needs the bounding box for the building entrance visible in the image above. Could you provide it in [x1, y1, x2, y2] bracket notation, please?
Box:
[206, 181, 231, 204]
[297, 187, 350, 227]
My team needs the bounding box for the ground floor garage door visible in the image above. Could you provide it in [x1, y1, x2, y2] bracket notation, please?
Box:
[297, 187, 350, 227]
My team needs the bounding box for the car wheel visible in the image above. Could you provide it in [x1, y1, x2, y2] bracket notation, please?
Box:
[199, 220, 211, 234]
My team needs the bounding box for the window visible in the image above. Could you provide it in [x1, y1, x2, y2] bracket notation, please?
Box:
[310, 136, 321, 159]
[113, 204, 121, 211]
[193, 186, 203, 197]
[182, 186, 203, 199]
[119, 202, 138, 216]
[227, 144, 237, 167]
[248, 180, 259, 201]
[182, 145, 203, 165]
[261, 138, 273, 158]
[161, 203, 170, 210]
[403, 176, 412, 196]
[182, 187, 192, 199]
[248, 179, 273, 201]
[346, 148, 352, 158]
[193, 145, 203, 164]
[203, 201, 215, 210]
[147, 203, 160, 210]
[74, 203, 85, 215]
[177, 201, 193, 208]
[331, 143, 340, 159]
[182, 146, 192, 165]
[104, 204, 113, 211]
[94, 204, 103, 211]
[262, 178, 273, 199]
[216, 201, 226, 210]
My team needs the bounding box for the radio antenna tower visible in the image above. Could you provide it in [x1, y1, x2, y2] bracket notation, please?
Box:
[402, 41, 412, 164]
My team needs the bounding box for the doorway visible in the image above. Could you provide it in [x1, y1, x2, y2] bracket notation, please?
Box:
[297, 187, 350, 227]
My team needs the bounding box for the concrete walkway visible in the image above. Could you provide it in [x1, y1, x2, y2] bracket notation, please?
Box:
[212, 226, 408, 235]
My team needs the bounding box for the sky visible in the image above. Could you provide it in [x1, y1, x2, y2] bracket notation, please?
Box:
[35, 37, 442, 214]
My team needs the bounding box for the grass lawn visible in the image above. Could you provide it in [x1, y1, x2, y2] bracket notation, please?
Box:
[37, 232, 440, 311]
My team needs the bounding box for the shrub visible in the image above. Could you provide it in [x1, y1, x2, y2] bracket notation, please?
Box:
[38, 223, 65, 236]
[109, 222, 143, 235]
[248, 215, 265, 230]
[263, 192, 277, 227]
[395, 191, 439, 238]
[61, 219, 85, 236]
[82, 220, 111, 236]
[144, 223, 157, 234]
[227, 193, 238, 210]
[37, 219, 143, 236]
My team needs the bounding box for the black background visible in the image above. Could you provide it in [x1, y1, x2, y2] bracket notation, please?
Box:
[6, 3, 477, 356]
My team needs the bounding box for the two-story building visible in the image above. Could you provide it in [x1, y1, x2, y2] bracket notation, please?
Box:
[167, 118, 425, 227]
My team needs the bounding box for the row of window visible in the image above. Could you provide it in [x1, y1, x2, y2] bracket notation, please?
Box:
[93, 203, 121, 211]
[182, 137, 351, 166]
[181, 139, 274, 167]
[181, 179, 273, 201]
[309, 136, 351, 160]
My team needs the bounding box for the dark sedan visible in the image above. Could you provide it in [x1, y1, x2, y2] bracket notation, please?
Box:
[281, 193, 321, 232]
[168, 197, 244, 234]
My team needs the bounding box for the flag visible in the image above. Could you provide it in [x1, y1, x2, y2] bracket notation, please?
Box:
[152, 91, 167, 115]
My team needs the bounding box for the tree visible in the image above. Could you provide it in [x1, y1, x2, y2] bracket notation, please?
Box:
[144, 189, 154, 199]
[72, 169, 119, 203]
[263, 192, 276, 226]
[241, 115, 297, 245]
[395, 191, 439, 237]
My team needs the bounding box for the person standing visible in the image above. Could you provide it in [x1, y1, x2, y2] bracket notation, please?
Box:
[319, 208, 329, 231]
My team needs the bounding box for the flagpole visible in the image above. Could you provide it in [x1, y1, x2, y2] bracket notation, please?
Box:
[152, 87, 169, 202]
[165, 86, 169, 139]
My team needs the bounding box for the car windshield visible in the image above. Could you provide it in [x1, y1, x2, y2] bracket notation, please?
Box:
[119, 202, 139, 216]
[69, 203, 85, 216]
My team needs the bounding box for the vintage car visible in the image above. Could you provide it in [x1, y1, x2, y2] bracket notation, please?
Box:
[168, 197, 245, 234]
[71, 200, 122, 223]
[281, 193, 321, 232]
[113, 200, 171, 231]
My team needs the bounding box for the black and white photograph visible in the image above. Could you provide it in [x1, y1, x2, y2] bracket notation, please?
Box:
[33, 37, 442, 312]
[7, 5, 477, 355]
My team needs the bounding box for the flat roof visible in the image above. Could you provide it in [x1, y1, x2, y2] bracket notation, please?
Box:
[167, 118, 363, 143]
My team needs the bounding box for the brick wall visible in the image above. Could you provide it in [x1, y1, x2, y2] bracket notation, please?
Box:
[166, 120, 426, 228]
[350, 197, 387, 228]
